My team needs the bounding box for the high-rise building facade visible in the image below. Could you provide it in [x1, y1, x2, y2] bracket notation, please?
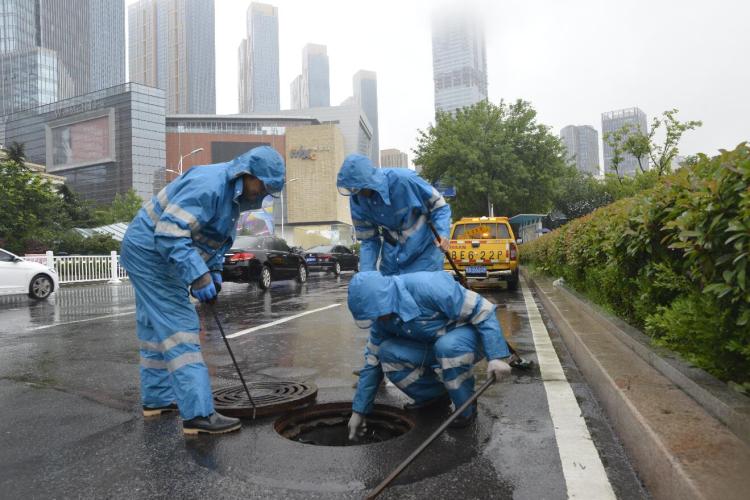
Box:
[381, 148, 408, 168]
[431, 9, 487, 114]
[560, 125, 600, 176]
[353, 70, 379, 166]
[290, 74, 303, 110]
[601, 107, 648, 176]
[301, 44, 329, 108]
[128, 0, 216, 114]
[238, 2, 279, 113]
[0, 0, 126, 116]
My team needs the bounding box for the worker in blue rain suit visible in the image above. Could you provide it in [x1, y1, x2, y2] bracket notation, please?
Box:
[336, 154, 451, 275]
[346, 271, 513, 440]
[120, 146, 285, 435]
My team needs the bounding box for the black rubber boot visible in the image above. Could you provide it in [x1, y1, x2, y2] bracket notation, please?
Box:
[448, 405, 478, 428]
[404, 392, 451, 411]
[142, 403, 179, 417]
[183, 412, 241, 435]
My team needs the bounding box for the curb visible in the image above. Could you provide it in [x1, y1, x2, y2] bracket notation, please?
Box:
[523, 268, 750, 500]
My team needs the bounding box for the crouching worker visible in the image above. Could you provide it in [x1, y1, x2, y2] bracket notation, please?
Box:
[121, 146, 285, 435]
[347, 271, 512, 440]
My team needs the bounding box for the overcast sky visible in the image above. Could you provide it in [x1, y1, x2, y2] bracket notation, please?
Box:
[128, 0, 749, 166]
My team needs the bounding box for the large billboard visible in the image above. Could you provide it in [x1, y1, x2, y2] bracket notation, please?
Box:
[211, 141, 270, 163]
[45, 110, 115, 172]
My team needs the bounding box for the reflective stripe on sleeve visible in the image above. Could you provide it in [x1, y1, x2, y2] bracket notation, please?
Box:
[428, 188, 447, 210]
[166, 351, 205, 372]
[471, 299, 495, 324]
[193, 232, 224, 249]
[163, 203, 200, 232]
[459, 290, 480, 321]
[155, 221, 191, 238]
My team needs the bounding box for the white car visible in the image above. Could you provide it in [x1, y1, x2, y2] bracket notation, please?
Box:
[0, 248, 59, 299]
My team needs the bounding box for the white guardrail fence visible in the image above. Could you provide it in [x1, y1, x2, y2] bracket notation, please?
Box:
[24, 251, 128, 285]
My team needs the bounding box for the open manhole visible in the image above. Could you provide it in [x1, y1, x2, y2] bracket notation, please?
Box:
[275, 402, 415, 446]
[213, 380, 317, 418]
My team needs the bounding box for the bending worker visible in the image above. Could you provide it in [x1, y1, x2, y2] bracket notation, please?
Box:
[347, 271, 513, 440]
[336, 154, 451, 275]
[121, 146, 285, 435]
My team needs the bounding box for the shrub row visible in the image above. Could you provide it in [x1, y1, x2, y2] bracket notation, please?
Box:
[522, 143, 750, 389]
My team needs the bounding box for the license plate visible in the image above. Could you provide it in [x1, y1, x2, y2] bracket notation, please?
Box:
[465, 266, 487, 276]
[306, 258, 317, 263]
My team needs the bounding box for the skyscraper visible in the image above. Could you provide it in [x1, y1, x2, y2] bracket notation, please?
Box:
[353, 70, 379, 166]
[128, 0, 216, 114]
[431, 9, 487, 114]
[238, 2, 279, 113]
[301, 44, 329, 108]
[0, 0, 126, 116]
[381, 149, 408, 168]
[601, 107, 648, 176]
[290, 74, 303, 110]
[560, 125, 600, 176]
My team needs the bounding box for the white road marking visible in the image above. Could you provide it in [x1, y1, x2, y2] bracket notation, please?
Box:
[226, 303, 342, 339]
[27, 310, 136, 331]
[520, 277, 616, 499]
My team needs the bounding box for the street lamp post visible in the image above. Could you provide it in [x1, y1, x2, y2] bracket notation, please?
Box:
[166, 147, 204, 177]
[280, 178, 299, 240]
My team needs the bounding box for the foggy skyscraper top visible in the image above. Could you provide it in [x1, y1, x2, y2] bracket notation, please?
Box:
[431, 7, 488, 114]
[238, 2, 280, 113]
[302, 44, 330, 108]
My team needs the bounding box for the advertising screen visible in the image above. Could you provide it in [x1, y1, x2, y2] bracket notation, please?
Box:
[49, 115, 112, 170]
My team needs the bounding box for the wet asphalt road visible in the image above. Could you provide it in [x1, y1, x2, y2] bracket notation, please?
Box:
[0, 272, 649, 499]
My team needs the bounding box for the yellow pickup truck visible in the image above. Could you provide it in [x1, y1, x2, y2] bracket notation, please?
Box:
[444, 216, 520, 290]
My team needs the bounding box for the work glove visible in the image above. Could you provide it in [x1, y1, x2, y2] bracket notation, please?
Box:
[211, 271, 223, 293]
[191, 273, 217, 303]
[348, 412, 367, 441]
[487, 358, 512, 381]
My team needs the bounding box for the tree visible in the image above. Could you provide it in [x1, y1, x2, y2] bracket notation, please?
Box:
[413, 100, 568, 218]
[57, 184, 95, 227]
[1, 141, 26, 163]
[605, 109, 701, 178]
[94, 190, 144, 225]
[553, 169, 614, 220]
[0, 154, 67, 254]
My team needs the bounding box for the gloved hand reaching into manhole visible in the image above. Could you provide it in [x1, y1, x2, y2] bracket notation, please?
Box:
[348, 412, 367, 441]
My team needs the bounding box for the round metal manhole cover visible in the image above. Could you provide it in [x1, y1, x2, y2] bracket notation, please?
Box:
[213, 380, 318, 418]
[274, 402, 415, 446]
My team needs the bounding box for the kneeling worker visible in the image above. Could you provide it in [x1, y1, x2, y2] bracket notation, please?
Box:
[121, 146, 285, 435]
[347, 271, 513, 440]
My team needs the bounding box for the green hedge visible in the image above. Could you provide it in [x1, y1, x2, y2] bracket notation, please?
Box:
[522, 143, 750, 388]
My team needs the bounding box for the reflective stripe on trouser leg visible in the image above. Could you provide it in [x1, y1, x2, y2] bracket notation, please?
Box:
[136, 294, 175, 408]
[435, 325, 484, 417]
[128, 267, 214, 421]
[378, 337, 445, 404]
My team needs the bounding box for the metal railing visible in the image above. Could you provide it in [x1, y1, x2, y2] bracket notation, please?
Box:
[24, 251, 127, 285]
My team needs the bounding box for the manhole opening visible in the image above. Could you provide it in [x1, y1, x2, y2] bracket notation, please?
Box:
[275, 402, 415, 447]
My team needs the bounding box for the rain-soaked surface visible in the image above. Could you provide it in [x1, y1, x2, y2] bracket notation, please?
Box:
[0, 273, 649, 499]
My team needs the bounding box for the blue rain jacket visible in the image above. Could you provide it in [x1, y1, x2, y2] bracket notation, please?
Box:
[348, 271, 511, 414]
[337, 155, 451, 275]
[122, 146, 285, 286]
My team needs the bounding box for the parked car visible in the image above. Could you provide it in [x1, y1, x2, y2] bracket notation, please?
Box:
[222, 236, 307, 290]
[0, 248, 59, 299]
[444, 216, 519, 290]
[304, 245, 360, 276]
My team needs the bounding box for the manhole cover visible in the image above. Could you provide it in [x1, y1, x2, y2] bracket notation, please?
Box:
[275, 402, 415, 446]
[213, 380, 318, 418]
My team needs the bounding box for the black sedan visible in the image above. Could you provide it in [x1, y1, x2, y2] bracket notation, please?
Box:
[222, 236, 308, 290]
[304, 245, 359, 276]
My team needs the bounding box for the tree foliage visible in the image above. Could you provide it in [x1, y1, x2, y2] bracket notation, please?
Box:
[94, 190, 143, 225]
[414, 100, 568, 218]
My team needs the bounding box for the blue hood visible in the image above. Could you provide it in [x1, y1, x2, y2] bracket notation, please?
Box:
[226, 146, 285, 194]
[347, 271, 420, 322]
[336, 154, 390, 204]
